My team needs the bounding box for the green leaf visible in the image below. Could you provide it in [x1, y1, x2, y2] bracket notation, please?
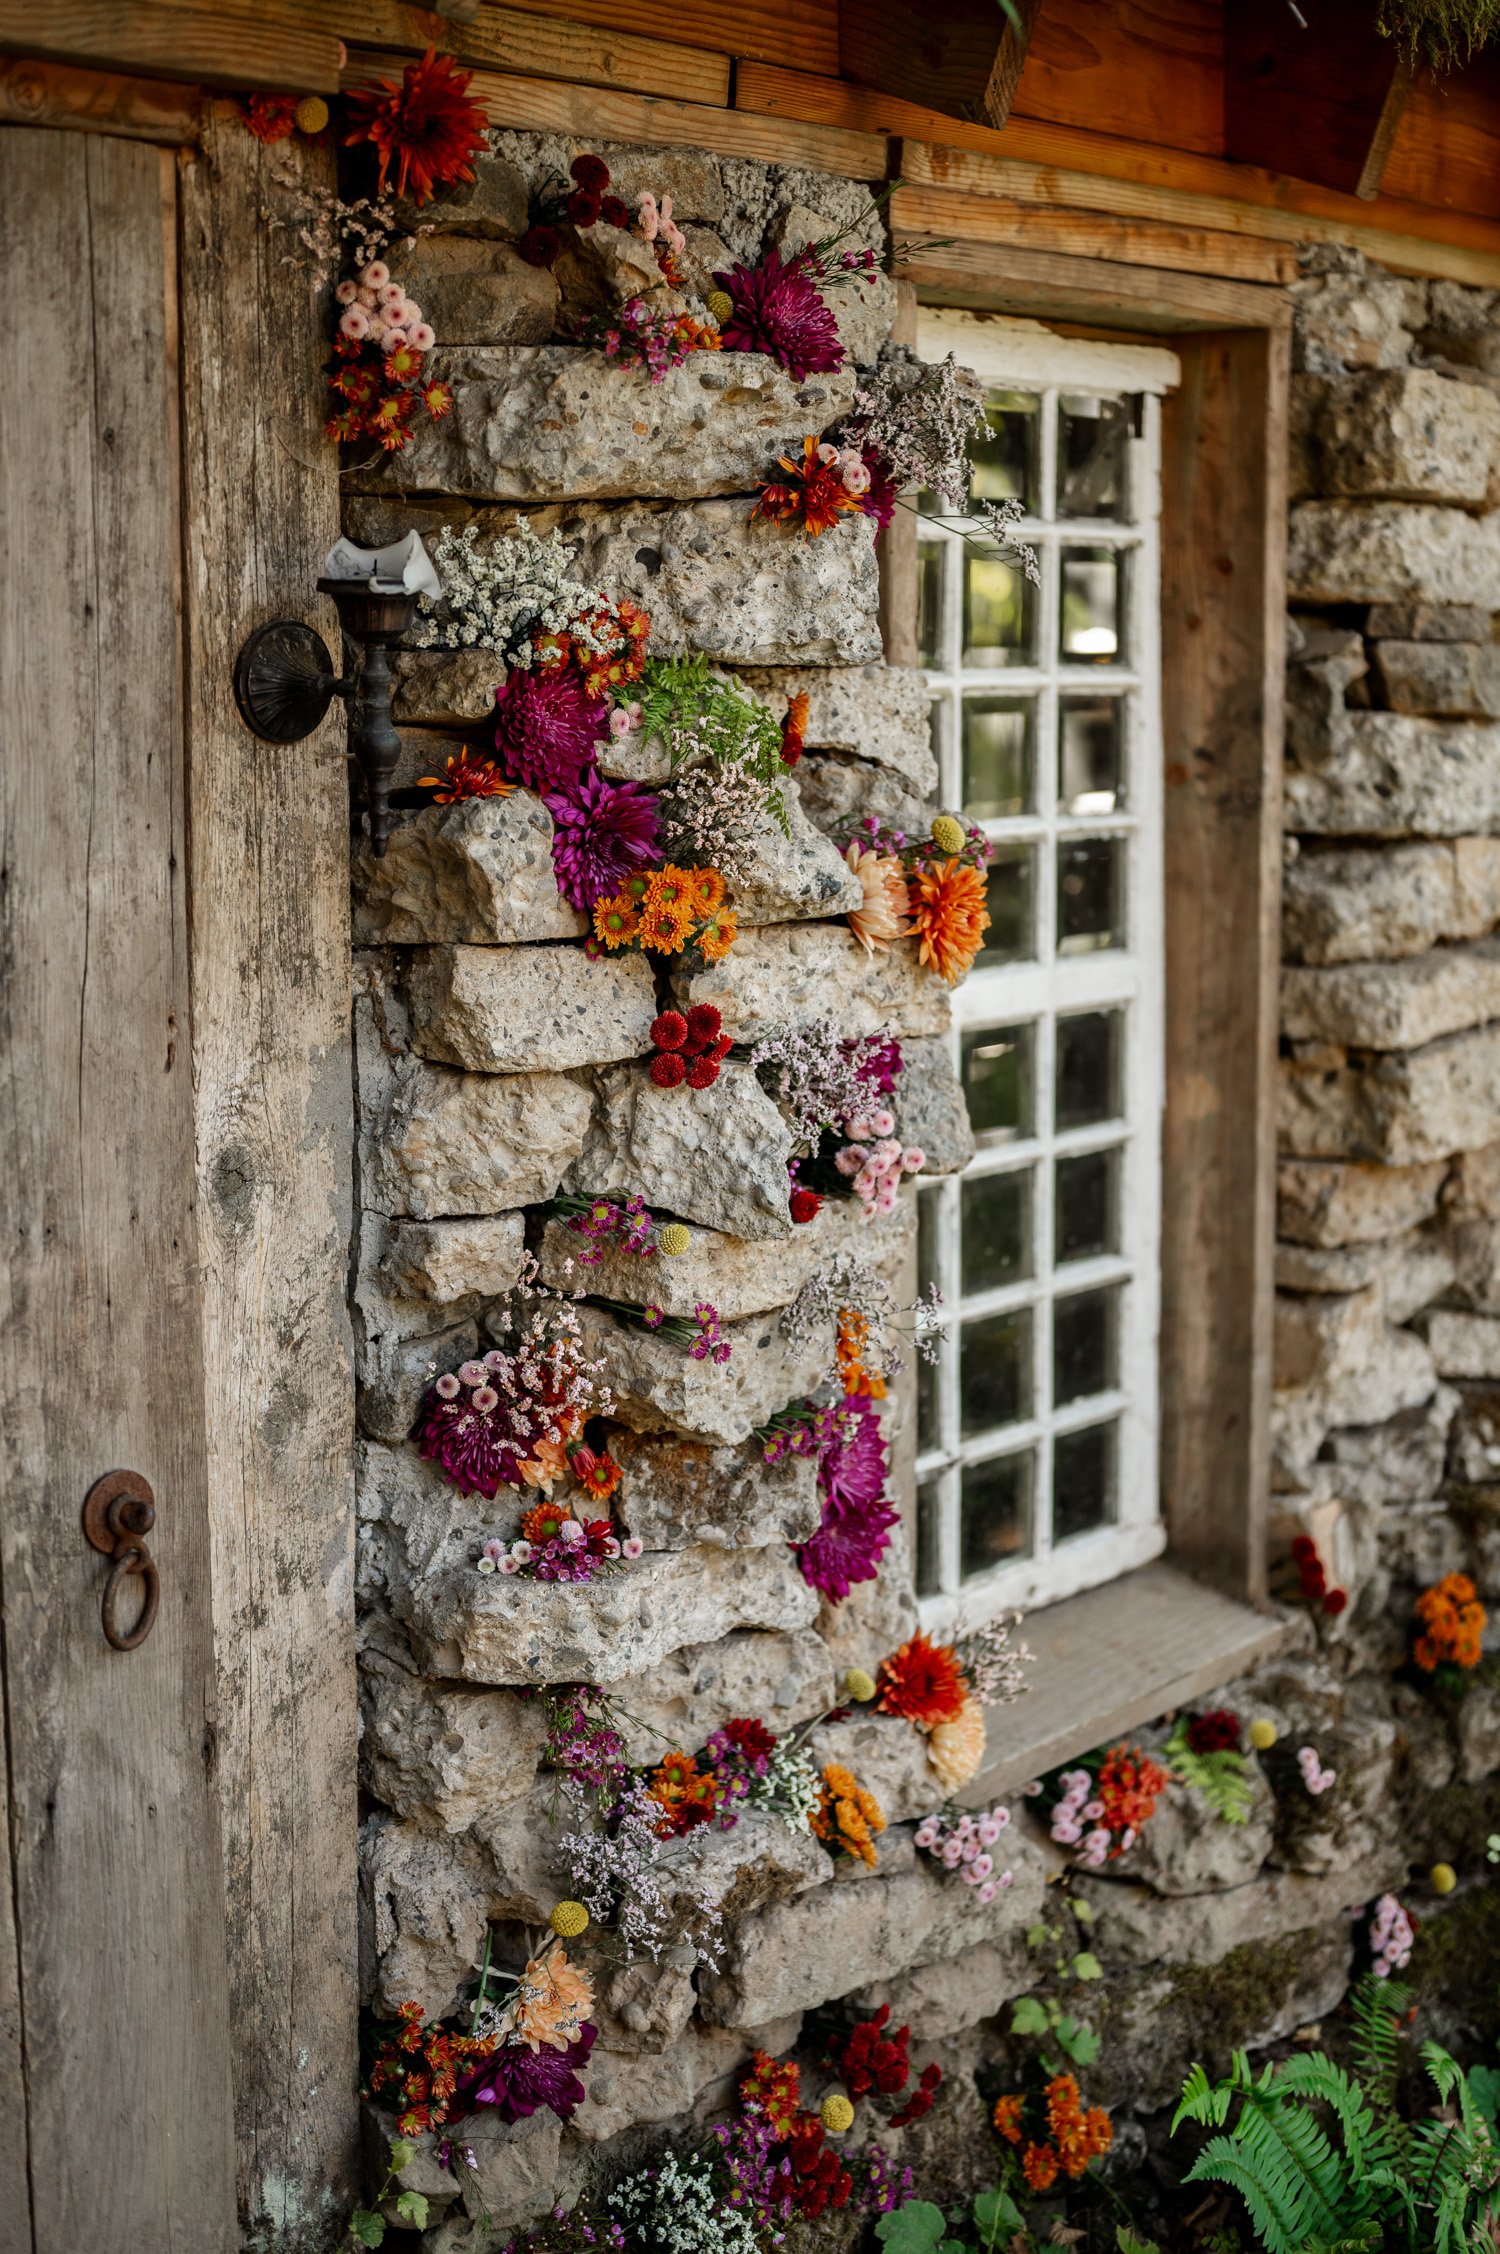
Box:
[1010, 1996, 1049, 2035]
[975, 2185, 1027, 2246]
[1469, 2062, 1500, 2133]
[1025, 1923, 1049, 1948]
[1116, 2231, 1160, 2254]
[387, 2138, 415, 2173]
[1072, 1896, 1094, 1924]
[348, 2214, 386, 2249]
[876, 2200, 949, 2254]
[1056, 2020, 1101, 2066]
[1073, 1952, 1103, 1981]
[394, 2192, 428, 2229]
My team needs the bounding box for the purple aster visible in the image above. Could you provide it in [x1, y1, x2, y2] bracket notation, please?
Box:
[544, 769, 660, 911]
[794, 1394, 897, 1602]
[494, 666, 606, 795]
[455, 2023, 597, 2125]
[712, 248, 845, 380]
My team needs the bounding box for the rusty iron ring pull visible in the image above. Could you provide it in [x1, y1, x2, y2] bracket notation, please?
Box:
[81, 1470, 161, 1652]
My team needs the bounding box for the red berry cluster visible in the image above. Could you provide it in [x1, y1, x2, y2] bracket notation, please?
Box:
[649, 1006, 732, 1090]
[828, 2004, 942, 2125]
[785, 2118, 852, 2217]
[1292, 1534, 1348, 1617]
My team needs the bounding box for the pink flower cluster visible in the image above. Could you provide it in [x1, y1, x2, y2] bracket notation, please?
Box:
[1369, 1891, 1414, 1979]
[564, 1195, 658, 1264]
[1049, 1768, 1118, 1869]
[641, 1300, 731, 1363]
[634, 190, 686, 266]
[335, 258, 436, 354]
[1298, 1744, 1336, 1796]
[479, 1522, 644, 1584]
[812, 437, 874, 498]
[834, 1110, 925, 1218]
[913, 1804, 1013, 1906]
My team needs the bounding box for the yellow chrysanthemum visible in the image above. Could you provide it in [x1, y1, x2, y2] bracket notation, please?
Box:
[821, 2093, 855, 2134]
[930, 813, 966, 855]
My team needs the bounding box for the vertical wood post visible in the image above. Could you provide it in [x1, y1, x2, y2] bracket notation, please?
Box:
[178, 108, 359, 2246]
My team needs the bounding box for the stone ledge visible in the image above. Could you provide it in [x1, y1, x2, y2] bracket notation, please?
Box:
[570, 1300, 830, 1445]
[353, 794, 586, 948]
[1276, 1156, 1449, 1248]
[1281, 938, 1500, 1049]
[734, 663, 938, 794]
[1283, 839, 1500, 967]
[405, 942, 657, 1074]
[610, 1428, 820, 1550]
[1285, 713, 1500, 839]
[565, 1059, 795, 1241]
[361, 1050, 594, 1218]
[674, 923, 951, 1042]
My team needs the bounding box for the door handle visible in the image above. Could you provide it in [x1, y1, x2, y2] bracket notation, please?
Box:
[82, 1470, 160, 1651]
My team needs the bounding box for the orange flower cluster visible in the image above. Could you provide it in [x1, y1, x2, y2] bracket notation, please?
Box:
[908, 858, 991, 985]
[993, 2072, 1112, 2190]
[535, 597, 650, 700]
[366, 2001, 492, 2138]
[1096, 1743, 1171, 1845]
[836, 1309, 887, 1400]
[645, 1749, 722, 1838]
[811, 1761, 885, 1868]
[570, 1445, 621, 1504]
[740, 2048, 802, 2136]
[418, 752, 511, 802]
[592, 864, 736, 961]
[1414, 1572, 1486, 1673]
[752, 436, 861, 537]
[876, 1632, 969, 1728]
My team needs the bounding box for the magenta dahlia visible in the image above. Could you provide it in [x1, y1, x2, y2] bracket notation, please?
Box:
[455, 2023, 597, 2124]
[794, 1394, 898, 1602]
[858, 444, 898, 530]
[494, 666, 606, 794]
[544, 768, 660, 911]
[712, 248, 845, 380]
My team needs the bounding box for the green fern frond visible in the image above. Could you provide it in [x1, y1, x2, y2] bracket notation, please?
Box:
[1349, 1973, 1406, 2113]
[1166, 1719, 1256, 1824]
[1186, 2141, 1310, 2254]
[1183, 2081, 1352, 2253]
[1271, 2056, 1378, 2178]
[1174, 2058, 1237, 2131]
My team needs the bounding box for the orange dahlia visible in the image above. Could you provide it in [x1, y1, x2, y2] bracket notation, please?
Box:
[908, 857, 990, 985]
[752, 436, 859, 537]
[1021, 2142, 1060, 2193]
[876, 1631, 969, 1728]
[341, 47, 488, 204]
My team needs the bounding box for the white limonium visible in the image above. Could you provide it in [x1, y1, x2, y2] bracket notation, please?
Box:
[609, 2150, 762, 2254]
[408, 519, 627, 666]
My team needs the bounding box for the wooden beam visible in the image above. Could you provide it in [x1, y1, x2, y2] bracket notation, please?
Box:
[0, 1, 337, 93]
[1384, 46, 1500, 219]
[0, 52, 202, 139]
[838, 0, 1037, 132]
[984, 0, 1046, 131]
[894, 234, 1290, 335]
[1356, 57, 1415, 201]
[1013, 0, 1225, 161]
[466, 0, 836, 74]
[178, 114, 360, 2239]
[891, 181, 1298, 287]
[1157, 327, 1288, 1603]
[343, 48, 888, 176]
[1225, 0, 1412, 202]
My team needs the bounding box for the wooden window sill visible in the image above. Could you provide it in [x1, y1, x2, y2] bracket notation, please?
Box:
[964, 1561, 1291, 1802]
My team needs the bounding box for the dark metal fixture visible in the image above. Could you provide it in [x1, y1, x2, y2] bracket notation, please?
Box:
[82, 1469, 160, 1652]
[233, 578, 419, 857]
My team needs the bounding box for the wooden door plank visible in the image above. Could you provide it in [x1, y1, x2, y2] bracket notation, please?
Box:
[0, 53, 202, 140]
[0, 0, 337, 91]
[891, 181, 1298, 286]
[894, 234, 1289, 334]
[0, 128, 238, 2252]
[1011, 0, 1225, 157]
[177, 112, 360, 2242]
[1157, 328, 1287, 1603]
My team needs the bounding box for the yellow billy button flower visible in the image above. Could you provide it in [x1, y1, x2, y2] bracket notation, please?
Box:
[843, 1668, 877, 1704]
[295, 95, 331, 134]
[705, 289, 733, 326]
[930, 813, 966, 856]
[820, 2092, 855, 2134]
[1248, 1718, 1279, 1752]
[658, 1222, 692, 1257]
[549, 1900, 590, 1939]
[1430, 1862, 1457, 1895]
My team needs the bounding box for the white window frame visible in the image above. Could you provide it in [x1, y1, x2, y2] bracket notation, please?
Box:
[913, 312, 1180, 1633]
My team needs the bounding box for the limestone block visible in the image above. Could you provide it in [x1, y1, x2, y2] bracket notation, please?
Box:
[892, 1034, 974, 1175]
[1282, 840, 1500, 966]
[675, 925, 951, 1043]
[388, 153, 530, 240]
[1285, 714, 1500, 838]
[1272, 1228, 1456, 1319]
[572, 2023, 760, 2146]
[1117, 1763, 1275, 1896]
[850, 1935, 1036, 2039]
[771, 203, 897, 367]
[358, 1441, 498, 1601]
[1276, 1156, 1447, 1246]
[735, 662, 938, 793]
[1280, 938, 1500, 1049]
[353, 796, 587, 947]
[605, 1627, 836, 1767]
[1446, 1383, 1500, 1481]
[1366, 601, 1491, 640]
[429, 2108, 565, 2242]
[1293, 266, 1424, 372]
[350, 346, 855, 501]
[1287, 501, 1500, 607]
[1420, 279, 1500, 374]
[591, 1958, 698, 2055]
[1415, 1306, 1500, 1379]
[390, 237, 558, 344]
[363, 1055, 593, 1217]
[405, 943, 656, 1074]
[393, 1539, 821, 1686]
[697, 1830, 1047, 2027]
[486, 134, 725, 226]
[360, 1651, 547, 1829]
[704, 779, 863, 928]
[1296, 368, 1500, 503]
[1457, 1684, 1500, 1780]
[566, 1059, 794, 1240]
[1077, 1843, 1404, 1971]
[659, 1805, 830, 1927]
[609, 1429, 820, 1549]
[807, 1713, 939, 1826]
[550, 219, 666, 326]
[1314, 1386, 1456, 1506]
[360, 1814, 491, 2019]
[1443, 1216, 1500, 1313]
[378, 1214, 527, 1305]
[1273, 1284, 1435, 1427]
[358, 1316, 477, 1444]
[569, 1300, 830, 1445]
[1269, 1711, 1399, 1877]
[1445, 1137, 1500, 1217]
[390, 646, 502, 725]
[1279, 1022, 1500, 1165]
[1373, 638, 1500, 718]
[796, 752, 931, 843]
[1285, 623, 1367, 768]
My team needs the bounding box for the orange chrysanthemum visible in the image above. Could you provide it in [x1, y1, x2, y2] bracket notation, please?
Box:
[245, 93, 299, 143]
[811, 1761, 886, 1868]
[571, 1446, 621, 1504]
[509, 1944, 594, 2054]
[520, 1500, 569, 1546]
[876, 1632, 969, 1729]
[1414, 1571, 1486, 1671]
[752, 435, 860, 537]
[644, 865, 696, 917]
[421, 378, 455, 422]
[1021, 2142, 1060, 2193]
[593, 895, 640, 950]
[741, 2049, 801, 2136]
[908, 857, 991, 986]
[1096, 1743, 1171, 1843]
[992, 2094, 1025, 2145]
[341, 47, 488, 204]
[688, 867, 726, 917]
[419, 752, 511, 803]
[639, 903, 693, 955]
[836, 1309, 887, 1401]
[696, 907, 738, 963]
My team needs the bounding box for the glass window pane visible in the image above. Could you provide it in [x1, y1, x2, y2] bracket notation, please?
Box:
[916, 1477, 944, 1597]
[1060, 697, 1123, 815]
[918, 1335, 942, 1453]
[962, 1023, 1035, 1145]
[969, 390, 1039, 513]
[1053, 1421, 1117, 1542]
[964, 547, 1037, 670]
[1055, 1010, 1122, 1131]
[1057, 836, 1125, 955]
[976, 848, 1035, 969]
[962, 697, 1032, 820]
[1054, 1286, 1118, 1406]
[917, 540, 944, 667]
[1060, 546, 1125, 665]
[961, 1307, 1032, 1436]
[1055, 1148, 1118, 1264]
[1057, 394, 1130, 521]
[961, 1168, 1033, 1296]
[917, 1183, 943, 1300]
[961, 1449, 1034, 1578]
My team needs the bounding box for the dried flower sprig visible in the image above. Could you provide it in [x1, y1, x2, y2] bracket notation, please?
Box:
[546, 1192, 693, 1264]
[591, 1295, 732, 1364]
[576, 295, 722, 381]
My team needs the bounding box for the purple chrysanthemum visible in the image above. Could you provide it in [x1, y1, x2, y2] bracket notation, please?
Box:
[852, 1034, 904, 1096]
[712, 248, 845, 380]
[455, 2023, 597, 2125]
[795, 1394, 897, 1602]
[494, 666, 606, 795]
[858, 443, 898, 530]
[415, 1391, 530, 1498]
[544, 769, 660, 911]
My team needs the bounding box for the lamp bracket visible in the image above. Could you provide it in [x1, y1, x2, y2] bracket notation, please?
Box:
[234, 619, 343, 744]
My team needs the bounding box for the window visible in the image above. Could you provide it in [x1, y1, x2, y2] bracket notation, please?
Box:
[912, 314, 1176, 1627]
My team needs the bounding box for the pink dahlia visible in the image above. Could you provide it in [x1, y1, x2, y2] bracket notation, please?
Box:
[711, 248, 845, 380]
[455, 2023, 596, 2124]
[795, 1394, 898, 1603]
[545, 769, 660, 911]
[494, 667, 606, 795]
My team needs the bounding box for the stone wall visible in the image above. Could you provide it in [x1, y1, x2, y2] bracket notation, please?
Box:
[347, 153, 1500, 2247]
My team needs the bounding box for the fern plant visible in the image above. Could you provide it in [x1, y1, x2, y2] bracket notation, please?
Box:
[1165, 1717, 1256, 1826]
[634, 654, 789, 831]
[1172, 1977, 1500, 2254]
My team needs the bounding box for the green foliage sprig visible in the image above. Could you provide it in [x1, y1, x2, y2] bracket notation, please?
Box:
[348, 2139, 427, 2246]
[1165, 1715, 1256, 1826]
[634, 653, 789, 831]
[1377, 0, 1500, 72]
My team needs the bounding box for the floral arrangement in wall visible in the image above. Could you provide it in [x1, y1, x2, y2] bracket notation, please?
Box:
[477, 1507, 637, 1585]
[781, 1247, 940, 1396]
[1368, 1891, 1416, 1979]
[341, 48, 488, 205]
[1412, 1570, 1487, 1689]
[244, 92, 331, 144]
[874, 1615, 1029, 1793]
[636, 653, 791, 881]
[991, 2068, 1114, 2193]
[758, 1393, 899, 1603]
[1044, 1743, 1170, 1867]
[590, 864, 737, 962]
[1288, 1530, 1349, 1618]
[913, 1802, 1014, 1906]
[326, 256, 452, 452]
[1164, 1707, 1256, 1824]
[647, 1005, 733, 1090]
[546, 1191, 693, 1264]
[841, 813, 994, 986]
[749, 1018, 923, 1222]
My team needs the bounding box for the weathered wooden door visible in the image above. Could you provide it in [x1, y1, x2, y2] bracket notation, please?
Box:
[0, 128, 239, 2250]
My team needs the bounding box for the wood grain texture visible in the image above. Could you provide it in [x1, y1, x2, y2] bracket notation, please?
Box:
[178, 115, 359, 2249]
[344, 49, 887, 176]
[1384, 48, 1500, 219]
[465, 0, 836, 72]
[891, 181, 1297, 285]
[836, 0, 1015, 132]
[0, 129, 238, 2252]
[1012, 0, 1225, 156]
[966, 1563, 1287, 1799]
[985, 0, 1047, 130]
[1157, 328, 1287, 1604]
[894, 234, 1289, 334]
[0, 0, 337, 92]
[0, 52, 202, 140]
[876, 279, 918, 669]
[1225, 0, 1410, 202]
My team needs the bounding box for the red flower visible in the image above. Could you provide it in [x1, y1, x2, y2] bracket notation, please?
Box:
[1324, 1587, 1348, 1616]
[651, 1010, 688, 1052]
[421, 379, 454, 422]
[725, 1717, 777, 1763]
[570, 153, 611, 194]
[650, 1053, 686, 1089]
[601, 194, 631, 228]
[418, 753, 511, 803]
[790, 1188, 823, 1225]
[712, 247, 845, 379]
[1186, 1708, 1241, 1756]
[834, 2005, 911, 2098]
[342, 47, 488, 204]
[566, 189, 602, 227]
[685, 1056, 719, 1090]
[685, 1003, 723, 1050]
[519, 224, 562, 268]
[876, 1632, 968, 1728]
[890, 2061, 942, 2128]
[753, 436, 859, 537]
[781, 690, 809, 766]
[245, 94, 299, 143]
